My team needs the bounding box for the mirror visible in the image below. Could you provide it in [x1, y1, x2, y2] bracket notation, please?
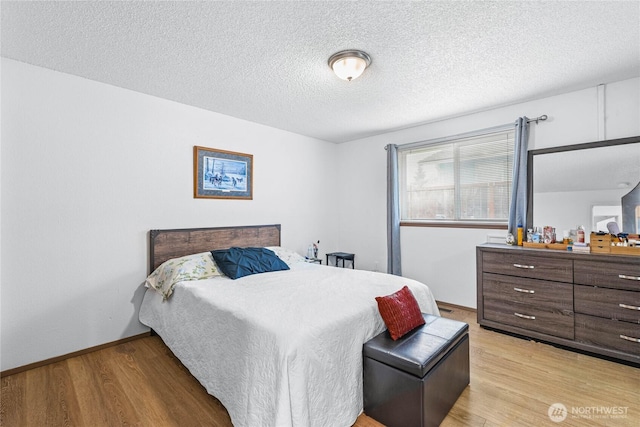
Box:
[527, 136, 640, 241]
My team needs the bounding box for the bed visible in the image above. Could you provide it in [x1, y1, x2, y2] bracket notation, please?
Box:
[138, 224, 440, 427]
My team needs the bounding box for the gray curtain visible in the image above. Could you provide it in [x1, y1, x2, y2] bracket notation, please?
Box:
[386, 144, 402, 275]
[508, 117, 530, 235]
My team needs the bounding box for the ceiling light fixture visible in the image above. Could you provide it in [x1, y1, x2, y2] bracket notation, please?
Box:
[328, 50, 371, 81]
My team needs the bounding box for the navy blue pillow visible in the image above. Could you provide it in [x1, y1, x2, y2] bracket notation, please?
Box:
[211, 247, 290, 280]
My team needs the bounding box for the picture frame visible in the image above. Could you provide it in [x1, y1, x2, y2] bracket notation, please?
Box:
[193, 146, 253, 200]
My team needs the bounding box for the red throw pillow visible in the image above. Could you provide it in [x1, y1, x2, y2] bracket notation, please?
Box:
[375, 285, 425, 340]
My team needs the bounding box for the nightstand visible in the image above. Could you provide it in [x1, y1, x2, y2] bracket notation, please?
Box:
[326, 252, 355, 269]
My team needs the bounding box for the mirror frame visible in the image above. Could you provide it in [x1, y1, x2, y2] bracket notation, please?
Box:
[526, 135, 640, 231]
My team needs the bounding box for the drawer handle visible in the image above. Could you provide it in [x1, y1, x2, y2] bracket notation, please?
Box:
[514, 312, 536, 320]
[619, 334, 640, 343]
[514, 287, 535, 294]
[513, 263, 534, 269]
[619, 303, 640, 311]
[618, 274, 640, 281]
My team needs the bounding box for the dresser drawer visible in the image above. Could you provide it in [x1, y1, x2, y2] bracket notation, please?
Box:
[574, 260, 640, 291]
[575, 285, 640, 323]
[483, 297, 574, 339]
[575, 314, 640, 357]
[482, 273, 573, 310]
[482, 251, 573, 282]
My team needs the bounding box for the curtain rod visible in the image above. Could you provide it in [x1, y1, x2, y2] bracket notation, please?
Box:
[526, 114, 548, 124]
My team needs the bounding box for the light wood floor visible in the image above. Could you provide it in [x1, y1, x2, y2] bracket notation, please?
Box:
[2, 305, 638, 426]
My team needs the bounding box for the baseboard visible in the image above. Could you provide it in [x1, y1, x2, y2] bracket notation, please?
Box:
[436, 300, 477, 313]
[1, 331, 151, 378]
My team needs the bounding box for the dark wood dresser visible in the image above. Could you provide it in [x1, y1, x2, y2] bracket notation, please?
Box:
[477, 243, 640, 364]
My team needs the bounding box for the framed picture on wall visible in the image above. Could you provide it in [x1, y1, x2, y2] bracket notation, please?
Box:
[193, 146, 253, 199]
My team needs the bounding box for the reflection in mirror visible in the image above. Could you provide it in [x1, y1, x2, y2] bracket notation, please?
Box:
[527, 136, 640, 242]
[621, 182, 640, 233]
[592, 205, 621, 232]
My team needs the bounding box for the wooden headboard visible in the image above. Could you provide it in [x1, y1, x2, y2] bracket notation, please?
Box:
[149, 224, 281, 272]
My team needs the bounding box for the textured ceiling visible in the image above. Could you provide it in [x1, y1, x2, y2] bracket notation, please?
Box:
[2, 1, 639, 143]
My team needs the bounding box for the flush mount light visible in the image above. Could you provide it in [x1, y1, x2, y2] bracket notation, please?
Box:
[328, 50, 371, 81]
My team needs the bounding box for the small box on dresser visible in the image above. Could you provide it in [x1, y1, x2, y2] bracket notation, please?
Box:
[590, 232, 612, 253]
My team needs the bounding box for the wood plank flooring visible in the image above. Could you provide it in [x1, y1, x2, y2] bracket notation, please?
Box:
[2, 305, 638, 426]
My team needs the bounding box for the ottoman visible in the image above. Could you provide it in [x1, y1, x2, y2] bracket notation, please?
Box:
[363, 314, 470, 427]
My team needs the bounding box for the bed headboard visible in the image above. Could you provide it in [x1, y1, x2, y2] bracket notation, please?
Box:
[149, 224, 281, 272]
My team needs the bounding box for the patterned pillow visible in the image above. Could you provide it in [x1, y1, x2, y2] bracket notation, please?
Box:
[265, 246, 306, 266]
[375, 285, 426, 340]
[146, 252, 221, 300]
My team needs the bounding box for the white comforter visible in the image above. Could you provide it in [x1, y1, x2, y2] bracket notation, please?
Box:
[139, 262, 439, 427]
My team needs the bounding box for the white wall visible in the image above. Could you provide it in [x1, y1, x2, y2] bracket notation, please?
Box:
[0, 59, 339, 371]
[337, 78, 640, 309]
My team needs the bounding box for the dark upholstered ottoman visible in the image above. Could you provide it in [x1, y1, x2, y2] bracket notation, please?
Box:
[363, 314, 469, 427]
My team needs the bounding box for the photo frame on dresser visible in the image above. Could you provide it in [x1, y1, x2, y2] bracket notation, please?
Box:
[193, 146, 253, 199]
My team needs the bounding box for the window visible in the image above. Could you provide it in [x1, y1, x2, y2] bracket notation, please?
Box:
[399, 128, 515, 224]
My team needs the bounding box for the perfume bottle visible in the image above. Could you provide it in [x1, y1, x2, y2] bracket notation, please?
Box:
[517, 224, 523, 246]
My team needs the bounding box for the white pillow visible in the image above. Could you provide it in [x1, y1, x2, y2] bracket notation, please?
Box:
[265, 246, 307, 266]
[146, 252, 221, 300]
